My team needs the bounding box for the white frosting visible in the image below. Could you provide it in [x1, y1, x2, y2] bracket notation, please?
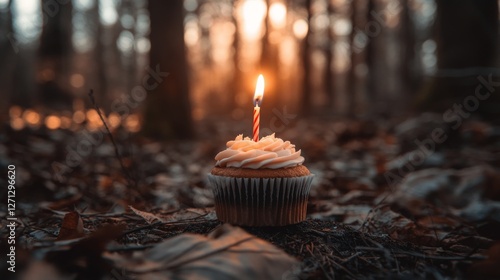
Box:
[215, 134, 305, 169]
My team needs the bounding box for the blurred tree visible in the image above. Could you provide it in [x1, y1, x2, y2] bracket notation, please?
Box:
[259, 0, 279, 122]
[418, 0, 499, 118]
[324, 0, 334, 111]
[142, 0, 194, 140]
[38, 0, 73, 109]
[94, 0, 108, 110]
[347, 0, 358, 116]
[0, 0, 15, 115]
[400, 0, 416, 96]
[301, 0, 312, 116]
[231, 5, 241, 113]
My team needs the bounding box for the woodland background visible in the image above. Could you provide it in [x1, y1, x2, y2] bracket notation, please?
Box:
[1, 0, 500, 279]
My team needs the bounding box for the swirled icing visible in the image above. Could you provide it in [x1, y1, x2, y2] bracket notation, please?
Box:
[215, 134, 305, 169]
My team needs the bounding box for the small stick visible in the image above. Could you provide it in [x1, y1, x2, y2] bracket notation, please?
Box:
[107, 244, 154, 252]
[355, 246, 487, 261]
[88, 89, 136, 187]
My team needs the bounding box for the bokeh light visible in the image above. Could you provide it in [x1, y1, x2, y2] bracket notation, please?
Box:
[293, 19, 308, 39]
[124, 114, 141, 132]
[73, 111, 86, 124]
[108, 112, 121, 129]
[45, 115, 61, 130]
[70, 74, 85, 88]
[23, 109, 41, 126]
[269, 2, 287, 29]
[240, 0, 267, 41]
[9, 106, 22, 119]
[10, 118, 25, 130]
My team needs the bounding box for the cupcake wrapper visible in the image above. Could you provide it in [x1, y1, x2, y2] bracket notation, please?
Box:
[207, 174, 314, 226]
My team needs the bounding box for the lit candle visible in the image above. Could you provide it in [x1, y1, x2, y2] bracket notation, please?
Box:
[253, 75, 265, 142]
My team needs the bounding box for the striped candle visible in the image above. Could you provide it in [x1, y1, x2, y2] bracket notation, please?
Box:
[253, 106, 260, 142]
[253, 75, 265, 142]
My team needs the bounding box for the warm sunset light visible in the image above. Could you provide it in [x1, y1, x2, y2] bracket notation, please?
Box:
[45, 115, 61, 130]
[108, 112, 121, 129]
[60, 115, 72, 129]
[70, 73, 85, 88]
[293, 19, 308, 39]
[240, 0, 267, 41]
[9, 106, 22, 118]
[72, 110, 85, 124]
[86, 109, 100, 123]
[253, 74, 265, 105]
[10, 117, 25, 130]
[269, 2, 287, 29]
[23, 109, 40, 126]
[125, 114, 141, 132]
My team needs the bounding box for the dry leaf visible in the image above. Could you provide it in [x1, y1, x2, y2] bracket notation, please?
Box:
[391, 166, 500, 222]
[468, 242, 500, 279]
[161, 207, 216, 222]
[24, 225, 126, 280]
[129, 206, 165, 224]
[363, 206, 442, 246]
[57, 211, 84, 241]
[110, 224, 299, 280]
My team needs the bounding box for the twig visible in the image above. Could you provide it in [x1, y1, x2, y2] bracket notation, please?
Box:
[355, 246, 486, 261]
[88, 89, 136, 187]
[359, 197, 392, 232]
[107, 244, 154, 252]
[123, 215, 218, 236]
[122, 221, 164, 235]
[330, 251, 362, 264]
[326, 255, 357, 279]
[307, 228, 326, 236]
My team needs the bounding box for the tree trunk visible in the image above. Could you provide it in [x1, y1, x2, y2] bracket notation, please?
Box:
[365, 0, 387, 115]
[231, 6, 241, 113]
[400, 0, 415, 97]
[301, 0, 312, 116]
[324, 0, 334, 112]
[347, 0, 358, 116]
[0, 0, 15, 114]
[142, 0, 194, 140]
[38, 0, 73, 110]
[259, 0, 280, 122]
[418, 0, 499, 118]
[94, 0, 108, 110]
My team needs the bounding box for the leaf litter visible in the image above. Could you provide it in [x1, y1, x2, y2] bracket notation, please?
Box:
[1, 115, 500, 279]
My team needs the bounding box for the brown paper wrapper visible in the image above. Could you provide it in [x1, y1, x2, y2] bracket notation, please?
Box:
[207, 174, 314, 226]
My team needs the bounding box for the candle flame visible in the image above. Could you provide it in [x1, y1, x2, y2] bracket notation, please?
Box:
[253, 74, 265, 106]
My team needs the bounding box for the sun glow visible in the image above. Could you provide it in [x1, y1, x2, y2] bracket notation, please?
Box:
[269, 2, 287, 29]
[240, 0, 267, 41]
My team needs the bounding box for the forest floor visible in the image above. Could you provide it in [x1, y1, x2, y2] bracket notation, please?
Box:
[1, 113, 500, 279]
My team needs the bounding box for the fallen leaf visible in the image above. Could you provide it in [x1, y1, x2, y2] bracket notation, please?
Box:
[161, 207, 216, 222]
[362, 205, 442, 246]
[24, 224, 126, 280]
[468, 242, 500, 279]
[129, 206, 165, 224]
[56, 211, 84, 241]
[110, 224, 299, 280]
[391, 166, 500, 222]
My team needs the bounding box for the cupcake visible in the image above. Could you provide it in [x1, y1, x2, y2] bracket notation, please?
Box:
[208, 134, 314, 226]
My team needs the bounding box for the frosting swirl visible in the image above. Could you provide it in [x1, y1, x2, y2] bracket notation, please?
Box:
[215, 134, 305, 169]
